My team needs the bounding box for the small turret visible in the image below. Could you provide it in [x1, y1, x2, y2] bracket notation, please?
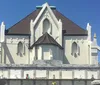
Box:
[86, 23, 91, 41]
[91, 33, 99, 64]
[92, 33, 97, 46]
[0, 22, 5, 42]
[94, 33, 96, 38]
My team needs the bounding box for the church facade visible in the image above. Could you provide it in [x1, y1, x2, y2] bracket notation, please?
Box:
[0, 3, 100, 85]
[0, 3, 99, 65]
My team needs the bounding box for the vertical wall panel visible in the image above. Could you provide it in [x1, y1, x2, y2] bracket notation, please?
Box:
[62, 70, 72, 79]
[36, 70, 46, 78]
[10, 80, 21, 85]
[74, 81, 85, 85]
[23, 80, 33, 85]
[24, 70, 34, 79]
[36, 80, 46, 85]
[61, 80, 72, 85]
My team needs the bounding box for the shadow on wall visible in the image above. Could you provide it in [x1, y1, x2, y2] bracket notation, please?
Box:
[3, 44, 15, 64]
[0, 79, 94, 85]
[63, 55, 70, 64]
[0, 79, 7, 85]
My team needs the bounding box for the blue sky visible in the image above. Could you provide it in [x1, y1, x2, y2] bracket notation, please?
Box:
[0, 0, 100, 62]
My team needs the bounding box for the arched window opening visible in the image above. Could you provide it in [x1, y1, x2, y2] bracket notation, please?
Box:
[71, 42, 80, 57]
[43, 19, 52, 34]
[17, 42, 23, 56]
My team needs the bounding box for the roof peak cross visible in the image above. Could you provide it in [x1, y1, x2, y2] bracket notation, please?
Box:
[36, 3, 56, 9]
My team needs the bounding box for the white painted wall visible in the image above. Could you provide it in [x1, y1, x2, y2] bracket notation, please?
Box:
[1, 32, 93, 65]
[62, 70, 73, 79]
[87, 70, 98, 79]
[74, 70, 85, 79]
[41, 45, 63, 61]
[34, 9, 61, 45]
[1, 35, 63, 64]
[49, 70, 60, 79]
[64, 36, 90, 64]
[0, 67, 99, 79]
[37, 46, 42, 60]
[2, 35, 30, 64]
[10, 69, 21, 79]
[36, 70, 46, 78]
[2, 70, 9, 78]
[24, 70, 34, 79]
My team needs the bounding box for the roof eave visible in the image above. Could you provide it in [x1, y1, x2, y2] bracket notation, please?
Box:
[29, 43, 63, 49]
[5, 33, 30, 36]
[64, 34, 88, 36]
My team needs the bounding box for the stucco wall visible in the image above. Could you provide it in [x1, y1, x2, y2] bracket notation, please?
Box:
[37, 45, 63, 61]
[0, 67, 99, 79]
[74, 70, 85, 79]
[62, 70, 73, 79]
[24, 70, 34, 79]
[10, 69, 21, 79]
[34, 9, 61, 45]
[64, 36, 90, 64]
[49, 70, 60, 79]
[2, 35, 30, 64]
[36, 70, 47, 78]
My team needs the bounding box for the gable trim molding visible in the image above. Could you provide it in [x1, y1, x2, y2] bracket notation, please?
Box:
[33, 3, 59, 28]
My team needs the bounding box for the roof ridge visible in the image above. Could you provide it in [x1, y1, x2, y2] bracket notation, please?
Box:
[47, 33, 56, 44]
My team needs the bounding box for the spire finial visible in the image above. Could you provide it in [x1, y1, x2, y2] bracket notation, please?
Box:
[1, 21, 5, 26]
[94, 33, 96, 38]
[86, 23, 91, 30]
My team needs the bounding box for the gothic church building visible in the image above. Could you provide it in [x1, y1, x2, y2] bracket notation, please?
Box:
[0, 3, 99, 65]
[0, 3, 100, 83]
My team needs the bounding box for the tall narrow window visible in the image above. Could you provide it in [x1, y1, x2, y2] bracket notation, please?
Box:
[43, 19, 51, 34]
[17, 42, 23, 56]
[72, 42, 80, 57]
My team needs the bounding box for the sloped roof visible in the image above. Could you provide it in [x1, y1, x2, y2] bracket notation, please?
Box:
[29, 32, 63, 49]
[6, 9, 41, 35]
[6, 8, 87, 36]
[52, 10, 87, 36]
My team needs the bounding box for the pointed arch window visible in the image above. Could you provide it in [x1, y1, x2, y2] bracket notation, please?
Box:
[43, 19, 52, 34]
[17, 42, 24, 56]
[71, 42, 80, 57]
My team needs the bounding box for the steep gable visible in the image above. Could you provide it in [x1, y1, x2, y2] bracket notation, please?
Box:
[29, 32, 63, 49]
[6, 5, 87, 36]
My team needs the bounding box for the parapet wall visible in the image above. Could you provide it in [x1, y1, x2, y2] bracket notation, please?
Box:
[0, 60, 100, 79]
